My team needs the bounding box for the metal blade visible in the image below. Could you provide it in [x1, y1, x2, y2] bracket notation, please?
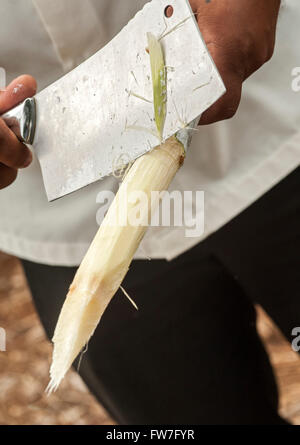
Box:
[33, 0, 225, 201]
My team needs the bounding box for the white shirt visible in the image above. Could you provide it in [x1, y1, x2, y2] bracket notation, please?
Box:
[0, 0, 299, 266]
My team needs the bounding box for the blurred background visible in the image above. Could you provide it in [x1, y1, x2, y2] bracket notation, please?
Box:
[0, 250, 299, 425]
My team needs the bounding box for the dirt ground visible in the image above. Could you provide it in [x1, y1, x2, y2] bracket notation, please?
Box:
[0, 251, 299, 425]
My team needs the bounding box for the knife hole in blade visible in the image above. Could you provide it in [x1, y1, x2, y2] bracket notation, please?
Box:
[164, 5, 174, 18]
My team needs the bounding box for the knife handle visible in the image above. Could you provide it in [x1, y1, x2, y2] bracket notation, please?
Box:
[0, 97, 36, 145]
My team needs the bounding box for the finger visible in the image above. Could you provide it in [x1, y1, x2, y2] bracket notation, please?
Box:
[0, 163, 18, 189]
[199, 73, 242, 125]
[189, 0, 198, 13]
[0, 118, 33, 168]
[189, 0, 211, 14]
[0, 75, 37, 115]
[199, 42, 243, 125]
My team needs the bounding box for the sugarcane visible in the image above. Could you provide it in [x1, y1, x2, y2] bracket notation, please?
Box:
[47, 33, 188, 393]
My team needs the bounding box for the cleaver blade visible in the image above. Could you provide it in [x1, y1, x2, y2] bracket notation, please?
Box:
[1, 0, 225, 201]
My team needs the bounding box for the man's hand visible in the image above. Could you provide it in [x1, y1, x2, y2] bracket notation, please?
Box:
[0, 75, 37, 189]
[189, 0, 281, 125]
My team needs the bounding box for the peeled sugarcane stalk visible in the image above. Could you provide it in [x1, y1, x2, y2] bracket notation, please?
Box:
[47, 33, 193, 392]
[47, 136, 186, 392]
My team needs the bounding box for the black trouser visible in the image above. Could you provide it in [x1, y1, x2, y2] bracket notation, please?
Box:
[22, 167, 300, 425]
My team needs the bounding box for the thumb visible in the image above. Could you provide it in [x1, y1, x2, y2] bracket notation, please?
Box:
[0, 75, 37, 115]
